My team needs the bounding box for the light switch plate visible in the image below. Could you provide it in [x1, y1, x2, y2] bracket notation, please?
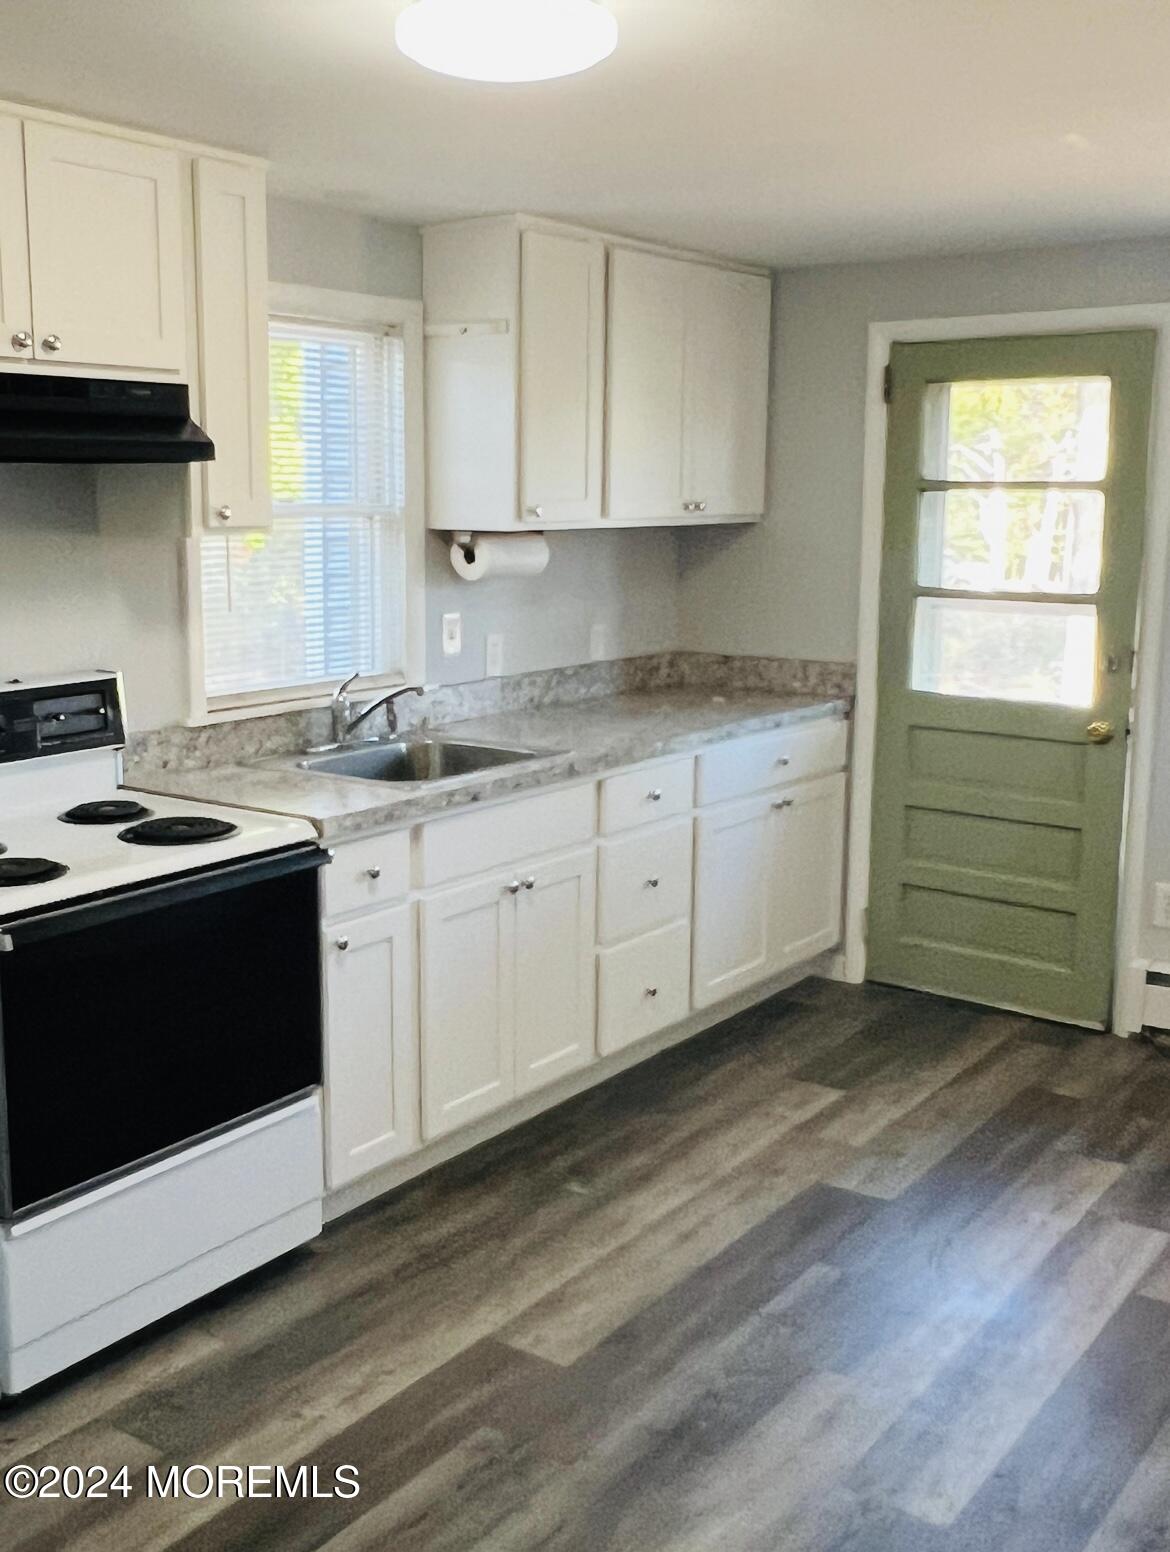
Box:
[1155, 882, 1170, 929]
[485, 633, 504, 678]
[441, 612, 462, 657]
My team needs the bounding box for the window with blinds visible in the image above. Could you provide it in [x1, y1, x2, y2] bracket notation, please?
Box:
[201, 316, 407, 703]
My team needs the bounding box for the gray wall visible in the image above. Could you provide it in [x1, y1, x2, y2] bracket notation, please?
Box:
[676, 234, 1170, 962]
[0, 199, 680, 729]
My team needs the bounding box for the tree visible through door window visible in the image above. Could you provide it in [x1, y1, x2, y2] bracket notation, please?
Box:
[911, 376, 1110, 705]
[201, 316, 407, 704]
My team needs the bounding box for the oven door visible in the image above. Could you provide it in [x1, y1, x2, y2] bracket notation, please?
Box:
[0, 845, 325, 1217]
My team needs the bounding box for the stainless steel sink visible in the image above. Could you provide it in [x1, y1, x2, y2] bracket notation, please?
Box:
[293, 737, 549, 784]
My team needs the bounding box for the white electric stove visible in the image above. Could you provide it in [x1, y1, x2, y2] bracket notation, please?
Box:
[0, 671, 327, 1393]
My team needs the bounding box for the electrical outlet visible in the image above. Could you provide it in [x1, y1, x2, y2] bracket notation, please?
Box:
[485, 633, 504, 678]
[441, 612, 462, 657]
[1155, 883, 1170, 929]
[589, 622, 608, 661]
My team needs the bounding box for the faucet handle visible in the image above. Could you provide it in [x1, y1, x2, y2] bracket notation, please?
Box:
[334, 671, 361, 701]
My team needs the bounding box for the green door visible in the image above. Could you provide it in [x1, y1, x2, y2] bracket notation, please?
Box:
[868, 331, 1155, 1026]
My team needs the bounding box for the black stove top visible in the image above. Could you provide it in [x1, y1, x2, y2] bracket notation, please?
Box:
[118, 815, 240, 847]
[60, 799, 152, 826]
[0, 856, 69, 886]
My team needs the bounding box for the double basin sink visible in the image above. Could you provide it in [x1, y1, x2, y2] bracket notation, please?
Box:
[287, 736, 557, 786]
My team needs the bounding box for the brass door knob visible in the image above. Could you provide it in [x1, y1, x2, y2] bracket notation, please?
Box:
[1087, 720, 1115, 744]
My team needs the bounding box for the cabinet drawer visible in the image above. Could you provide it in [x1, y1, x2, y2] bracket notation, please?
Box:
[323, 830, 411, 920]
[419, 784, 596, 888]
[599, 756, 693, 834]
[598, 921, 691, 1055]
[598, 819, 692, 944]
[696, 718, 847, 806]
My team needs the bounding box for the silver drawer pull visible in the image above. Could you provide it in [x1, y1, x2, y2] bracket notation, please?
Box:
[772, 797, 794, 810]
[506, 878, 522, 894]
[648, 787, 663, 801]
[776, 755, 790, 766]
[646, 876, 660, 888]
[645, 986, 658, 997]
[335, 936, 350, 951]
[523, 875, 536, 890]
[366, 865, 382, 879]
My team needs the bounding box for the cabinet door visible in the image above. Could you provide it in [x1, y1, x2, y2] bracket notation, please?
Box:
[322, 903, 418, 1188]
[0, 116, 32, 361]
[194, 158, 271, 529]
[520, 230, 605, 525]
[767, 772, 846, 974]
[420, 876, 515, 1139]
[692, 795, 773, 1009]
[684, 265, 771, 518]
[23, 123, 186, 372]
[606, 247, 689, 521]
[513, 846, 597, 1095]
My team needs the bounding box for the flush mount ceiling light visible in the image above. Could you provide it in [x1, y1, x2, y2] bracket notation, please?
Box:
[395, 0, 618, 83]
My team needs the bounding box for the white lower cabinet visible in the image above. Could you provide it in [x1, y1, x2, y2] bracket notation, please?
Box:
[692, 768, 847, 1009]
[322, 902, 418, 1188]
[420, 846, 596, 1140]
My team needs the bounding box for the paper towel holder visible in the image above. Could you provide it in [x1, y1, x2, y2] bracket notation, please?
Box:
[450, 529, 547, 563]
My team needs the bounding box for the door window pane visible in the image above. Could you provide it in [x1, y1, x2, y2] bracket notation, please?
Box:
[923, 376, 1111, 482]
[917, 489, 1104, 594]
[911, 597, 1097, 705]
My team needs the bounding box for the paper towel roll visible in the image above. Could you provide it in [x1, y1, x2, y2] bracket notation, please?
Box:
[449, 532, 550, 581]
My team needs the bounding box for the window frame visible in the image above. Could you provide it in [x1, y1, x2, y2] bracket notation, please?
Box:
[184, 282, 425, 725]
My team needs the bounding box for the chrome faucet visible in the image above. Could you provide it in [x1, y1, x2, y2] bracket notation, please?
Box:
[331, 675, 431, 744]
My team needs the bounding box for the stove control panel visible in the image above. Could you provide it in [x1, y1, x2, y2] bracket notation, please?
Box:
[0, 674, 124, 763]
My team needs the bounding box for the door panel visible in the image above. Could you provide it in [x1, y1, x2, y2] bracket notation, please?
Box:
[606, 247, 688, 520]
[768, 772, 846, 972]
[683, 265, 771, 517]
[0, 116, 32, 360]
[322, 903, 417, 1188]
[869, 331, 1155, 1025]
[420, 877, 514, 1138]
[513, 847, 596, 1094]
[520, 230, 605, 525]
[692, 795, 771, 1007]
[24, 122, 186, 372]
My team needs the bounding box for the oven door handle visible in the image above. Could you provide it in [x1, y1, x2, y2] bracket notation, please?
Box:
[0, 843, 326, 949]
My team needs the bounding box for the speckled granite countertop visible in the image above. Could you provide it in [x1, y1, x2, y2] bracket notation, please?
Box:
[128, 690, 850, 843]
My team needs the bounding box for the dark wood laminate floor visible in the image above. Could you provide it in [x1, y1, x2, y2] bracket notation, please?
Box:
[5, 978, 1170, 1550]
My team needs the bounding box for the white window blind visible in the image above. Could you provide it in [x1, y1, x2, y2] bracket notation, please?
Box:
[201, 316, 407, 703]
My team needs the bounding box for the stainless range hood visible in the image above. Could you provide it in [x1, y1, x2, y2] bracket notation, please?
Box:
[0, 373, 214, 464]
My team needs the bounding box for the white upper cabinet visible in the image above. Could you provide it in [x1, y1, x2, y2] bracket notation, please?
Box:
[683, 264, 771, 519]
[607, 247, 771, 523]
[23, 122, 186, 373]
[605, 248, 689, 522]
[0, 115, 32, 361]
[519, 229, 605, 525]
[194, 157, 272, 529]
[423, 213, 771, 532]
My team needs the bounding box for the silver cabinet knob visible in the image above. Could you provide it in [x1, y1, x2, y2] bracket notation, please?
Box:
[775, 755, 790, 767]
[216, 505, 233, 523]
[506, 879, 522, 894]
[366, 865, 382, 880]
[772, 797, 795, 810]
[648, 788, 663, 801]
[682, 502, 695, 513]
[645, 986, 658, 997]
[40, 334, 62, 352]
[522, 875, 536, 890]
[335, 936, 350, 951]
[526, 504, 544, 519]
[697, 501, 707, 512]
[646, 876, 660, 888]
[10, 331, 31, 352]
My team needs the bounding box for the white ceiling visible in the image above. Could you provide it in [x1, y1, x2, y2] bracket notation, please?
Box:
[4, 0, 1170, 267]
